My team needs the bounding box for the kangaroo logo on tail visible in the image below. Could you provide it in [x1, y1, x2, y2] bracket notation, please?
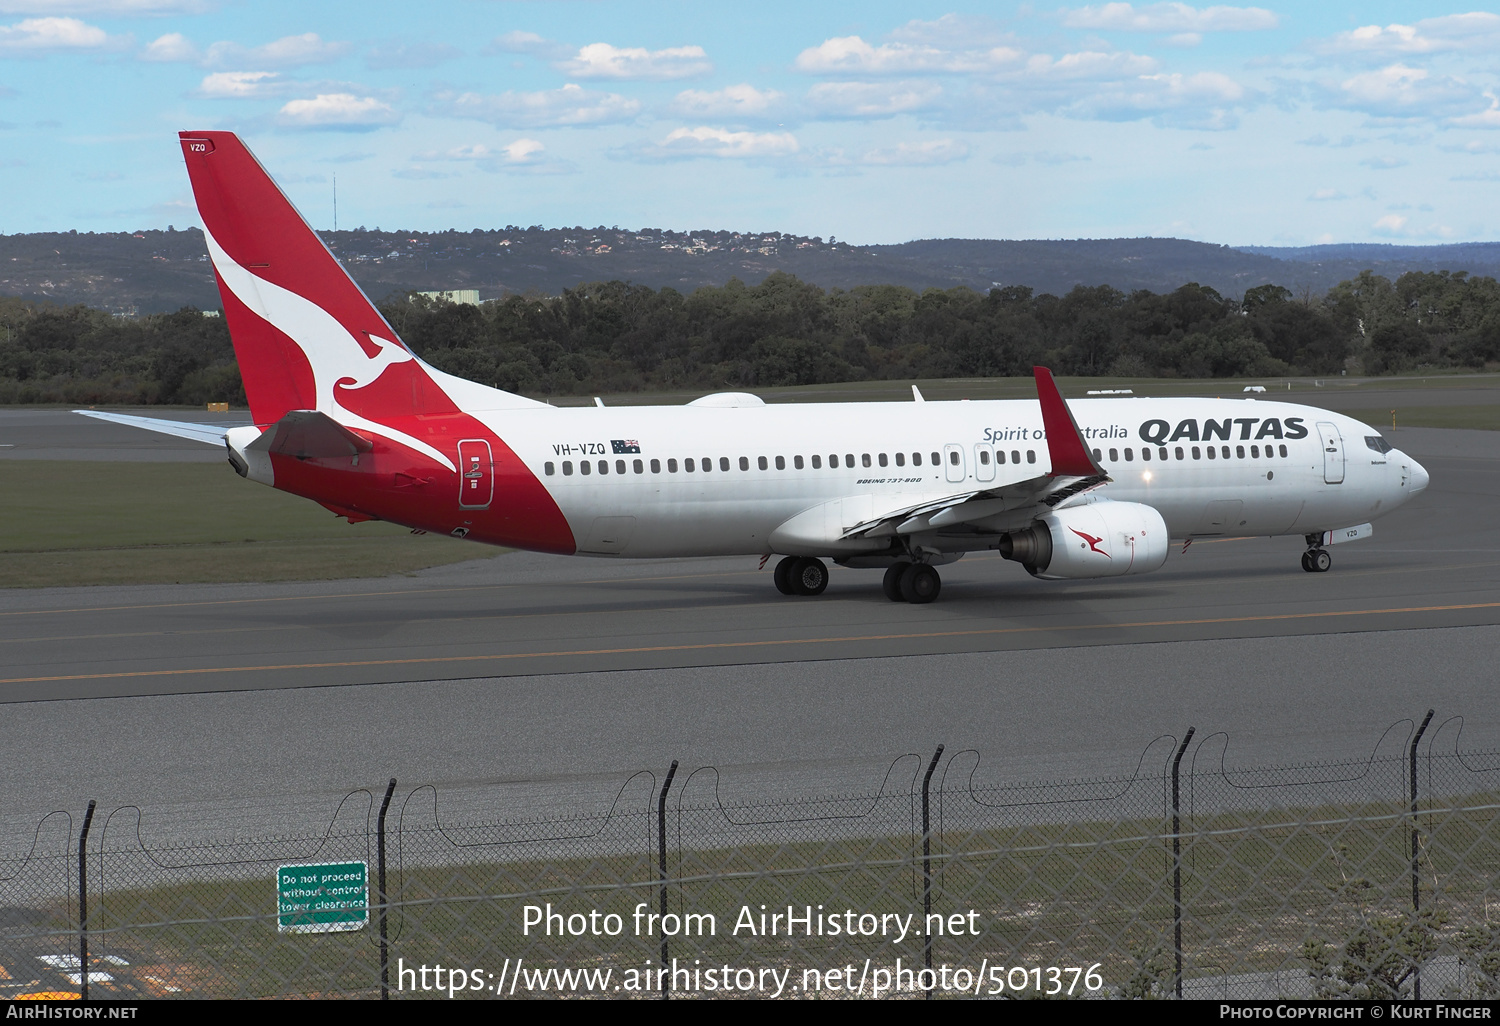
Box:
[201, 226, 453, 470]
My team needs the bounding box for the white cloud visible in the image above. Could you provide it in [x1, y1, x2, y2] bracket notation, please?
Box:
[1369, 214, 1454, 239]
[1309, 189, 1347, 201]
[1034, 151, 1092, 164]
[1022, 50, 1158, 80]
[1297, 133, 1362, 148]
[487, 139, 573, 175]
[1323, 13, 1500, 56]
[1069, 70, 1246, 127]
[197, 70, 280, 97]
[794, 35, 1022, 76]
[1441, 139, 1500, 153]
[277, 93, 400, 131]
[0, 1, 207, 11]
[488, 30, 570, 59]
[1360, 155, 1407, 169]
[1164, 33, 1202, 47]
[1061, 3, 1278, 32]
[670, 83, 784, 120]
[418, 143, 496, 161]
[857, 139, 970, 165]
[432, 83, 641, 129]
[500, 138, 544, 164]
[206, 32, 349, 69]
[140, 31, 195, 61]
[145, 30, 352, 68]
[0, 16, 118, 54]
[1334, 64, 1483, 120]
[420, 139, 548, 165]
[558, 42, 711, 81]
[806, 80, 943, 118]
[365, 41, 460, 70]
[1451, 94, 1500, 130]
[649, 126, 799, 159]
[889, 14, 1009, 47]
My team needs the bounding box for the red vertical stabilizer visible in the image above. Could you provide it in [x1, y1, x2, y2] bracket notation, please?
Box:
[179, 131, 438, 426]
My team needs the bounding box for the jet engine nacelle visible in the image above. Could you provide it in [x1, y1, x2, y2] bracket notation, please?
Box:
[999, 501, 1169, 580]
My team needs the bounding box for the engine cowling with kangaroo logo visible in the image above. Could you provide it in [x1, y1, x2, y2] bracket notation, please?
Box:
[999, 501, 1169, 580]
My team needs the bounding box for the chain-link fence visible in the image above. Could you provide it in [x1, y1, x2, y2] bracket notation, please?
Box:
[3, 712, 1498, 1000]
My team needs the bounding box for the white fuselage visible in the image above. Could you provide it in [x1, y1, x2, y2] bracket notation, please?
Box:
[466, 396, 1427, 559]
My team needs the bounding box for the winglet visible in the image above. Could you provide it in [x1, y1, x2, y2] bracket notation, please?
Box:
[1033, 366, 1102, 477]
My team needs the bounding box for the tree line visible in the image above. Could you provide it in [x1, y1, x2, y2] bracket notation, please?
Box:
[2, 268, 1497, 406]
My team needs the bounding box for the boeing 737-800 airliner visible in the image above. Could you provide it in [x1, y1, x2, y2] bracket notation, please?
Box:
[78, 132, 1430, 604]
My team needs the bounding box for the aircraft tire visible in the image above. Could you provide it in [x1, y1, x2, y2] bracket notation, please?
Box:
[773, 556, 800, 595]
[1311, 549, 1331, 573]
[793, 557, 829, 596]
[900, 564, 941, 604]
[1300, 552, 1314, 573]
[882, 562, 910, 602]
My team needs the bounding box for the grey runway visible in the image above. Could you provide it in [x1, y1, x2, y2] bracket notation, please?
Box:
[2, 625, 1494, 844]
[0, 420, 1495, 841]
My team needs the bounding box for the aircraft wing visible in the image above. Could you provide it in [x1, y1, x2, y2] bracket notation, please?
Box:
[72, 409, 231, 446]
[840, 367, 1110, 540]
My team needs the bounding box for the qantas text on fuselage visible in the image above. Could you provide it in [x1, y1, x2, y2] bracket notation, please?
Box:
[75, 132, 1430, 604]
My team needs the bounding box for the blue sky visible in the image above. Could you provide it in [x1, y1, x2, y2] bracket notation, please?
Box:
[1, 1, 1498, 246]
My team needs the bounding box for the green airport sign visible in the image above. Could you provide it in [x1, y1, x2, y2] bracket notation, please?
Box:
[276, 861, 369, 934]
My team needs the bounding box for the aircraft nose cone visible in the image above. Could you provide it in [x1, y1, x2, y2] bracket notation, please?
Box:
[1409, 458, 1430, 495]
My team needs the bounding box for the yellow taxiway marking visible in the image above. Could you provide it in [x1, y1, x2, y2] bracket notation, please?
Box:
[3, 599, 1498, 686]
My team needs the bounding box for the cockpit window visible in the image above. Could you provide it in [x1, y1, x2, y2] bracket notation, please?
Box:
[1365, 435, 1393, 454]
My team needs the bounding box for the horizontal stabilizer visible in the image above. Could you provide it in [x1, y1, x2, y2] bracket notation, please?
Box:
[247, 410, 373, 459]
[73, 410, 230, 446]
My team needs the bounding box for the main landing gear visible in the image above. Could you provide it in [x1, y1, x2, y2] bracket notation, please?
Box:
[774, 556, 829, 596]
[882, 561, 941, 604]
[771, 556, 942, 602]
[1301, 535, 1332, 573]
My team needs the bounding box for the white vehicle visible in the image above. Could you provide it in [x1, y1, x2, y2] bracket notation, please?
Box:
[82, 132, 1431, 604]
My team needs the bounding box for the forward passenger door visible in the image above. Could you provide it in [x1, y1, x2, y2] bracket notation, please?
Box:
[1316, 422, 1345, 485]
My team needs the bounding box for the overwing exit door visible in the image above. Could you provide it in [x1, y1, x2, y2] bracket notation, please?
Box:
[943, 444, 966, 483]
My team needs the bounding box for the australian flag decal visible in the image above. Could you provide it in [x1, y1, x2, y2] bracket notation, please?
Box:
[611, 439, 641, 454]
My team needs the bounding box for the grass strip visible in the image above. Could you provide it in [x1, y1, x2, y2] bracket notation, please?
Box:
[0, 461, 497, 588]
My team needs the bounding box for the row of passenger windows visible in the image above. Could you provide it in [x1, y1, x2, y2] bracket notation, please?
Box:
[543, 449, 1038, 477]
[541, 442, 1291, 478]
[1092, 444, 1289, 462]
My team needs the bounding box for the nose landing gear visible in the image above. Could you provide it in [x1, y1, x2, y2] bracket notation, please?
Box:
[1301, 543, 1332, 573]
